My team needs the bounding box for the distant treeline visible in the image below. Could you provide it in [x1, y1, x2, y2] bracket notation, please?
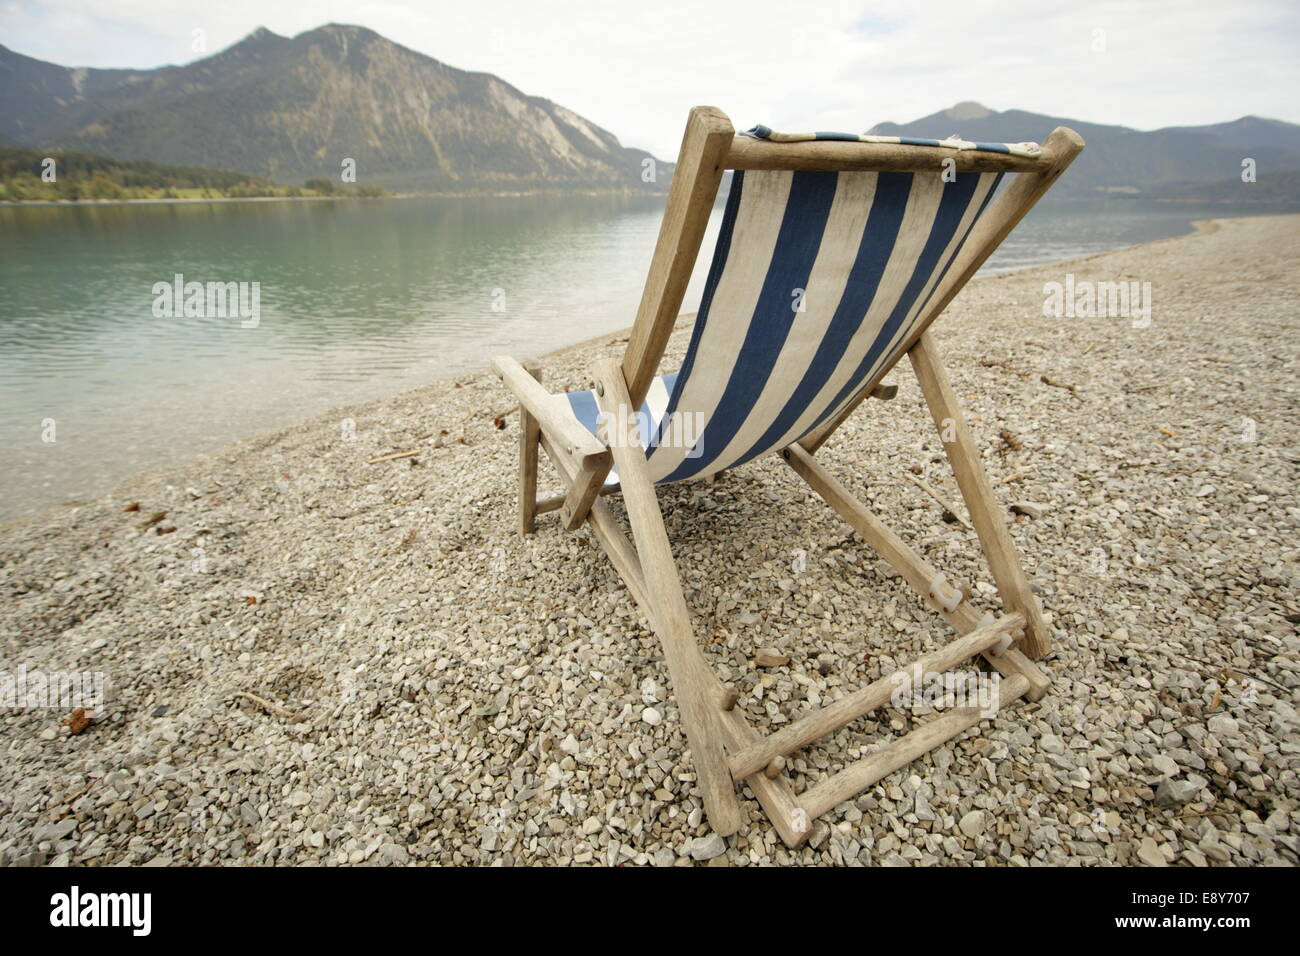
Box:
[0, 147, 389, 201]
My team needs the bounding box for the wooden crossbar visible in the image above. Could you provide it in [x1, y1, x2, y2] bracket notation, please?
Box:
[728, 612, 1024, 780]
[492, 356, 610, 469]
[559, 461, 608, 530]
[726, 136, 1049, 174]
[798, 673, 1030, 821]
[784, 443, 968, 615]
[536, 482, 621, 515]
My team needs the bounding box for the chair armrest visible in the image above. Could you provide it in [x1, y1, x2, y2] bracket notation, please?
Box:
[491, 355, 609, 467]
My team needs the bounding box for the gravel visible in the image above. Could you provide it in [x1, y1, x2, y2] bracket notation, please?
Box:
[0, 214, 1297, 867]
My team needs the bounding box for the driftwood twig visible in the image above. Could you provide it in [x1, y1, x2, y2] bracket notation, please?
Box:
[368, 450, 419, 464]
[233, 691, 300, 720]
[905, 473, 972, 529]
[1040, 375, 1078, 395]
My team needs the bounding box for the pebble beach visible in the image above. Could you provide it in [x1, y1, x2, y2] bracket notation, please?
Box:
[1, 213, 1297, 867]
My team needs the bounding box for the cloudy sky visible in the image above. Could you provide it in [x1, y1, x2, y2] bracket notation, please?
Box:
[4, 0, 1298, 158]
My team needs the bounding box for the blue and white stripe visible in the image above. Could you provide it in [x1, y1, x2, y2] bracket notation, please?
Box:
[564, 164, 1003, 486]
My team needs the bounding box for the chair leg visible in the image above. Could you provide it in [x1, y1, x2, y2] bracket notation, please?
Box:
[594, 357, 743, 836]
[517, 361, 542, 535]
[908, 331, 1051, 657]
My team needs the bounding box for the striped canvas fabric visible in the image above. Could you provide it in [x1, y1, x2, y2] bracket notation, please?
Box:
[564, 156, 1005, 486]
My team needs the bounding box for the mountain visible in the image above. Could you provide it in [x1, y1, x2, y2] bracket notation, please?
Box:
[870, 102, 1300, 198]
[0, 46, 154, 147]
[1145, 170, 1300, 204]
[0, 25, 667, 193]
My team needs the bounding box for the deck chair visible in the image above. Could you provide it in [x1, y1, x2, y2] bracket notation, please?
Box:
[492, 107, 1084, 845]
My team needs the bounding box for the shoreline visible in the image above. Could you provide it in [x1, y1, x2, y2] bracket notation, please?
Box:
[0, 187, 669, 208]
[470, 215, 1231, 371]
[1, 213, 1296, 866]
[0, 215, 1257, 533]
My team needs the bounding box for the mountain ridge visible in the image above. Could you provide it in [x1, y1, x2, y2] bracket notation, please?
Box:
[0, 24, 668, 193]
[870, 102, 1300, 197]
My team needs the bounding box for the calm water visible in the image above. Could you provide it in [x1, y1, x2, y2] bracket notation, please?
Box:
[0, 193, 1284, 520]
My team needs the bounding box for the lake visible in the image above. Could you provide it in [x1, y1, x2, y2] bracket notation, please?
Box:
[0, 192, 1284, 521]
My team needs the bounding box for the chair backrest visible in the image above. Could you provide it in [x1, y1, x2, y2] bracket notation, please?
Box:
[618, 109, 1082, 486]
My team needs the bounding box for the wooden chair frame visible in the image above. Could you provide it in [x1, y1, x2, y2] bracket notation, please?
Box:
[492, 107, 1084, 845]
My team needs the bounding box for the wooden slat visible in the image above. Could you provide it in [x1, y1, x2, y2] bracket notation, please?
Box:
[536, 482, 621, 514]
[798, 674, 1030, 821]
[491, 355, 610, 468]
[594, 356, 742, 835]
[727, 612, 1024, 780]
[726, 135, 1048, 174]
[621, 106, 734, 409]
[517, 362, 542, 535]
[908, 331, 1051, 658]
[559, 460, 609, 531]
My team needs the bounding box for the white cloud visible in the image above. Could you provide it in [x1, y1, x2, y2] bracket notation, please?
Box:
[4, 0, 1298, 157]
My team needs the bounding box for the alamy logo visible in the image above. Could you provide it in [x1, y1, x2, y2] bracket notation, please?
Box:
[889, 664, 1001, 718]
[152, 273, 261, 328]
[1042, 273, 1152, 328]
[0, 665, 104, 709]
[595, 406, 705, 457]
[49, 886, 151, 936]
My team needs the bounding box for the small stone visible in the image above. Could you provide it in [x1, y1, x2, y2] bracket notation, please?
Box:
[1009, 502, 1048, 519]
[36, 818, 77, 842]
[1207, 714, 1238, 737]
[755, 648, 790, 668]
[959, 810, 986, 837]
[1039, 734, 1065, 755]
[1155, 777, 1203, 807]
[641, 707, 662, 726]
[287, 790, 312, 807]
[1200, 838, 1230, 863]
[378, 843, 409, 865]
[914, 793, 936, 822]
[1151, 754, 1179, 777]
[687, 833, 727, 861]
[640, 678, 659, 704]
[560, 734, 580, 756]
[808, 822, 830, 850]
[1136, 837, 1166, 867]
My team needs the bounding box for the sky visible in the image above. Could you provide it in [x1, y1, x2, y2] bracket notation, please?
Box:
[3, 0, 1299, 159]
